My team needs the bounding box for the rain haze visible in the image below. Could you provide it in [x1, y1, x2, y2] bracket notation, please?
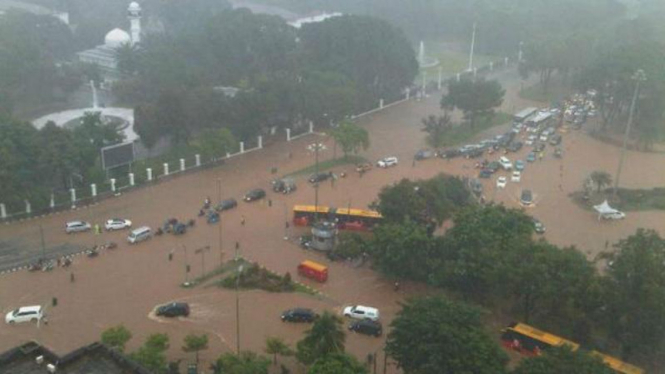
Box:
[0, 0, 664, 373]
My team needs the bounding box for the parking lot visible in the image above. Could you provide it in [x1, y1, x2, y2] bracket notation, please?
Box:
[1, 69, 664, 372]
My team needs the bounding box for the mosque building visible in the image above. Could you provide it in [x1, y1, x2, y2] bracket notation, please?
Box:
[76, 1, 142, 84]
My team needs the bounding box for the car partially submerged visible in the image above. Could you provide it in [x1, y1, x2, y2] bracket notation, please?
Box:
[156, 302, 190, 317]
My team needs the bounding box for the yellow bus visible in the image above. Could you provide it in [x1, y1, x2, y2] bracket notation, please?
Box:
[501, 322, 579, 356]
[591, 351, 645, 374]
[292, 205, 382, 231]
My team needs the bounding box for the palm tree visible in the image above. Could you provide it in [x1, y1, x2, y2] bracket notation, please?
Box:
[590, 171, 612, 193]
[296, 311, 345, 364]
[330, 121, 370, 160]
[264, 337, 292, 365]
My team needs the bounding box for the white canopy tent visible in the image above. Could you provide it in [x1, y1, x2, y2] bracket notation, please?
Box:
[593, 200, 622, 220]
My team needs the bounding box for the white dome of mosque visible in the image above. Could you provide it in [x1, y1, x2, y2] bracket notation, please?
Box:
[128, 2, 141, 13]
[105, 28, 131, 48]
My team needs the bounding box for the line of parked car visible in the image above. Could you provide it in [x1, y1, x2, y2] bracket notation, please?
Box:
[281, 304, 383, 337]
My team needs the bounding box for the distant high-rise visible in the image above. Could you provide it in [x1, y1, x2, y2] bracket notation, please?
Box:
[128, 1, 141, 45]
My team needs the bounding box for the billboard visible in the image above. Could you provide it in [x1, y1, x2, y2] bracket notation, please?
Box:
[101, 142, 135, 170]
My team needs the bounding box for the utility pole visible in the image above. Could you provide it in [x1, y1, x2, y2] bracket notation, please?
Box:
[217, 178, 223, 266]
[613, 69, 646, 200]
[235, 264, 244, 355]
[314, 143, 320, 223]
[468, 21, 476, 72]
[39, 224, 46, 261]
[518, 41, 524, 64]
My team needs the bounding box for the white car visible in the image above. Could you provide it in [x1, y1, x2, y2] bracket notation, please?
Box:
[496, 176, 507, 189]
[511, 171, 521, 182]
[65, 221, 91, 234]
[525, 135, 537, 145]
[343, 305, 380, 321]
[603, 212, 626, 220]
[105, 218, 132, 231]
[498, 156, 513, 170]
[377, 157, 398, 168]
[5, 305, 43, 324]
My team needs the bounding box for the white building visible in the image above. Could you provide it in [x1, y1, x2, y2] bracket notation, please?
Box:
[77, 2, 142, 84]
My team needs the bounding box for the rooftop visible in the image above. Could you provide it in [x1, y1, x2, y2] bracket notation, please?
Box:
[0, 341, 151, 374]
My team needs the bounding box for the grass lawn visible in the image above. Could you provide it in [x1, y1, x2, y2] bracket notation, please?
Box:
[439, 112, 512, 147]
[570, 188, 665, 212]
[518, 80, 574, 105]
[417, 44, 501, 83]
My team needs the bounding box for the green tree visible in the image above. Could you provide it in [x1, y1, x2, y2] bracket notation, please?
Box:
[308, 353, 368, 374]
[330, 121, 370, 160]
[182, 334, 209, 366]
[513, 346, 614, 374]
[131, 333, 170, 374]
[115, 42, 140, 75]
[601, 229, 665, 358]
[441, 78, 505, 127]
[421, 114, 452, 148]
[196, 128, 237, 160]
[101, 325, 132, 352]
[211, 351, 270, 374]
[386, 296, 508, 374]
[296, 311, 346, 364]
[589, 171, 612, 193]
[334, 232, 369, 260]
[369, 220, 435, 281]
[264, 337, 292, 366]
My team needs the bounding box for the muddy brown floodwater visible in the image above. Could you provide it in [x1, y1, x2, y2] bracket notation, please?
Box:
[0, 69, 663, 373]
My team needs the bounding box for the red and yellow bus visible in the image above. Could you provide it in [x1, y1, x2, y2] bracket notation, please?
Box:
[591, 352, 645, 374]
[292, 205, 382, 231]
[500, 322, 579, 356]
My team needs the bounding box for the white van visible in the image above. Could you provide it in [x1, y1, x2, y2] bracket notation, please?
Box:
[5, 305, 43, 324]
[499, 156, 513, 170]
[127, 226, 151, 244]
[343, 305, 380, 321]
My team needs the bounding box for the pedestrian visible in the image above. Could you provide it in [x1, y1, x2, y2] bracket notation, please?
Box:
[241, 216, 245, 226]
[412, 159, 416, 167]
[70, 273, 75, 283]
[235, 241, 240, 250]
[605, 240, 609, 249]
[394, 281, 400, 292]
[268, 199, 272, 207]
[285, 221, 290, 229]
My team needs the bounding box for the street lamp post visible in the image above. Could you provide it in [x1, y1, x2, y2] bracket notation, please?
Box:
[518, 41, 524, 63]
[235, 264, 244, 355]
[182, 244, 189, 284]
[217, 178, 223, 266]
[613, 69, 646, 200]
[468, 21, 476, 72]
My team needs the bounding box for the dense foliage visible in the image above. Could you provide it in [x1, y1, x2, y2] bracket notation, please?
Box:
[512, 347, 615, 374]
[296, 311, 346, 365]
[386, 296, 509, 374]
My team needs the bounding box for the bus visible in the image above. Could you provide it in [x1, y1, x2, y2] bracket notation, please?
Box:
[500, 322, 579, 356]
[292, 205, 383, 231]
[591, 352, 645, 374]
[525, 111, 553, 129]
[513, 107, 539, 123]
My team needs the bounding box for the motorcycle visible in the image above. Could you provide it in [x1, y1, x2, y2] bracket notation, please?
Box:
[62, 258, 72, 267]
[156, 227, 164, 236]
[28, 263, 42, 272]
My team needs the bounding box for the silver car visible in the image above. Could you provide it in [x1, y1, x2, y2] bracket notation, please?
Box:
[65, 221, 91, 233]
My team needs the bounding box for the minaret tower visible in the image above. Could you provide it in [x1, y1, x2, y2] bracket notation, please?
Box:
[127, 1, 142, 45]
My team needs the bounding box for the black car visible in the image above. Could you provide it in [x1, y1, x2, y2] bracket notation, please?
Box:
[414, 150, 434, 160]
[348, 320, 382, 337]
[156, 302, 190, 317]
[532, 218, 546, 234]
[281, 308, 317, 323]
[308, 172, 331, 184]
[533, 143, 546, 152]
[215, 198, 238, 211]
[272, 178, 297, 194]
[507, 141, 523, 152]
[465, 148, 484, 159]
[244, 188, 266, 202]
[486, 161, 501, 173]
[520, 189, 533, 206]
[439, 149, 461, 159]
[478, 169, 493, 179]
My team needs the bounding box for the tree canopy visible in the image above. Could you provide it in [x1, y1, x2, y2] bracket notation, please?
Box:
[386, 296, 508, 374]
[441, 78, 505, 127]
[296, 311, 346, 365]
[308, 353, 368, 374]
[513, 346, 615, 374]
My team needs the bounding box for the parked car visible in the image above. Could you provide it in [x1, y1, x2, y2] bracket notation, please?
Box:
[309, 172, 331, 184]
[65, 221, 91, 234]
[507, 141, 523, 152]
[349, 320, 383, 337]
[487, 161, 501, 173]
[549, 134, 562, 146]
[533, 218, 546, 234]
[439, 149, 461, 159]
[521, 189, 534, 206]
[515, 160, 525, 171]
[534, 143, 546, 153]
[105, 218, 132, 231]
[355, 163, 373, 173]
[272, 178, 297, 194]
[414, 150, 434, 160]
[466, 148, 484, 159]
[498, 157, 513, 170]
[526, 152, 537, 163]
[5, 305, 43, 324]
[215, 198, 238, 211]
[496, 176, 507, 189]
[244, 188, 266, 202]
[281, 308, 317, 323]
[377, 157, 398, 168]
[525, 135, 537, 145]
[156, 302, 190, 317]
[479, 169, 493, 179]
[343, 305, 380, 321]
[603, 211, 626, 220]
[511, 171, 522, 182]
